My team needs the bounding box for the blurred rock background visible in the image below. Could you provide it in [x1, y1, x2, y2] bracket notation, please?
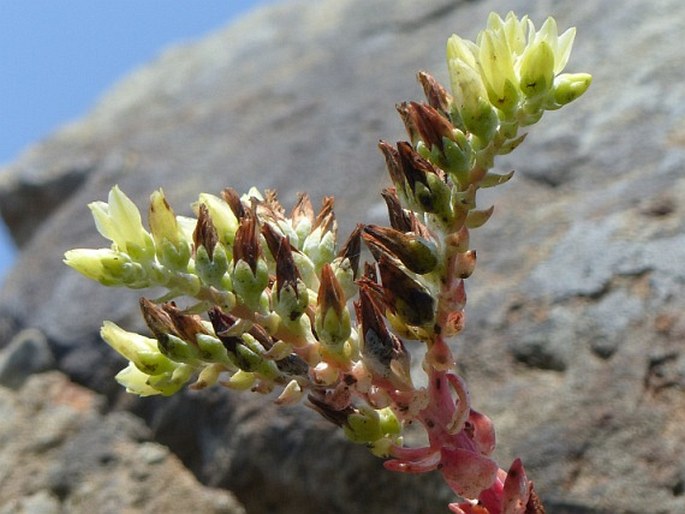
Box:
[0, 0, 683, 512]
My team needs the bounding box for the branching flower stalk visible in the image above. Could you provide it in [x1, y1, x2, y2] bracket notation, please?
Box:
[64, 12, 590, 513]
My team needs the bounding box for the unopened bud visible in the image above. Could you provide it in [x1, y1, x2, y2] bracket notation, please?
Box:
[148, 190, 190, 271]
[157, 333, 200, 364]
[552, 72, 592, 107]
[100, 321, 176, 376]
[64, 249, 148, 288]
[196, 333, 230, 363]
[235, 334, 280, 380]
[303, 226, 336, 273]
[343, 406, 402, 457]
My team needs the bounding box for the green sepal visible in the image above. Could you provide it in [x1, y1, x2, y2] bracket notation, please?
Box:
[146, 364, 194, 396]
[273, 280, 309, 326]
[134, 350, 178, 376]
[232, 258, 269, 311]
[462, 97, 499, 145]
[196, 333, 230, 363]
[195, 243, 230, 289]
[157, 333, 200, 364]
[442, 134, 473, 187]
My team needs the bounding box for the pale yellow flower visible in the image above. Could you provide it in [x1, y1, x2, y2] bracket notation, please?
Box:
[89, 185, 155, 260]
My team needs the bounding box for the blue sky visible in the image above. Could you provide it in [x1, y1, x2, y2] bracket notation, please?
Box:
[0, 0, 274, 283]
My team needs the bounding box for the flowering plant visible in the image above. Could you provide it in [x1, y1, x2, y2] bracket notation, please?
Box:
[65, 12, 590, 513]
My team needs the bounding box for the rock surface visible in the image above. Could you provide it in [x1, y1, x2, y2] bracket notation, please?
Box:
[1, 0, 684, 512]
[0, 372, 244, 514]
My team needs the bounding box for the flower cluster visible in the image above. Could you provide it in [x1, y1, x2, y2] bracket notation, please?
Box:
[64, 12, 589, 513]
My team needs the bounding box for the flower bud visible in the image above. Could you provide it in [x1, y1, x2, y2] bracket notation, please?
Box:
[148, 189, 191, 271]
[446, 34, 478, 70]
[156, 333, 200, 364]
[196, 333, 230, 363]
[551, 72, 592, 107]
[100, 321, 176, 376]
[64, 248, 148, 288]
[235, 333, 281, 380]
[303, 226, 336, 273]
[478, 31, 519, 114]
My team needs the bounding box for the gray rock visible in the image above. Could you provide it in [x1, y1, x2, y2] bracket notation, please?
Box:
[0, 0, 684, 512]
[0, 372, 245, 514]
[0, 328, 55, 388]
